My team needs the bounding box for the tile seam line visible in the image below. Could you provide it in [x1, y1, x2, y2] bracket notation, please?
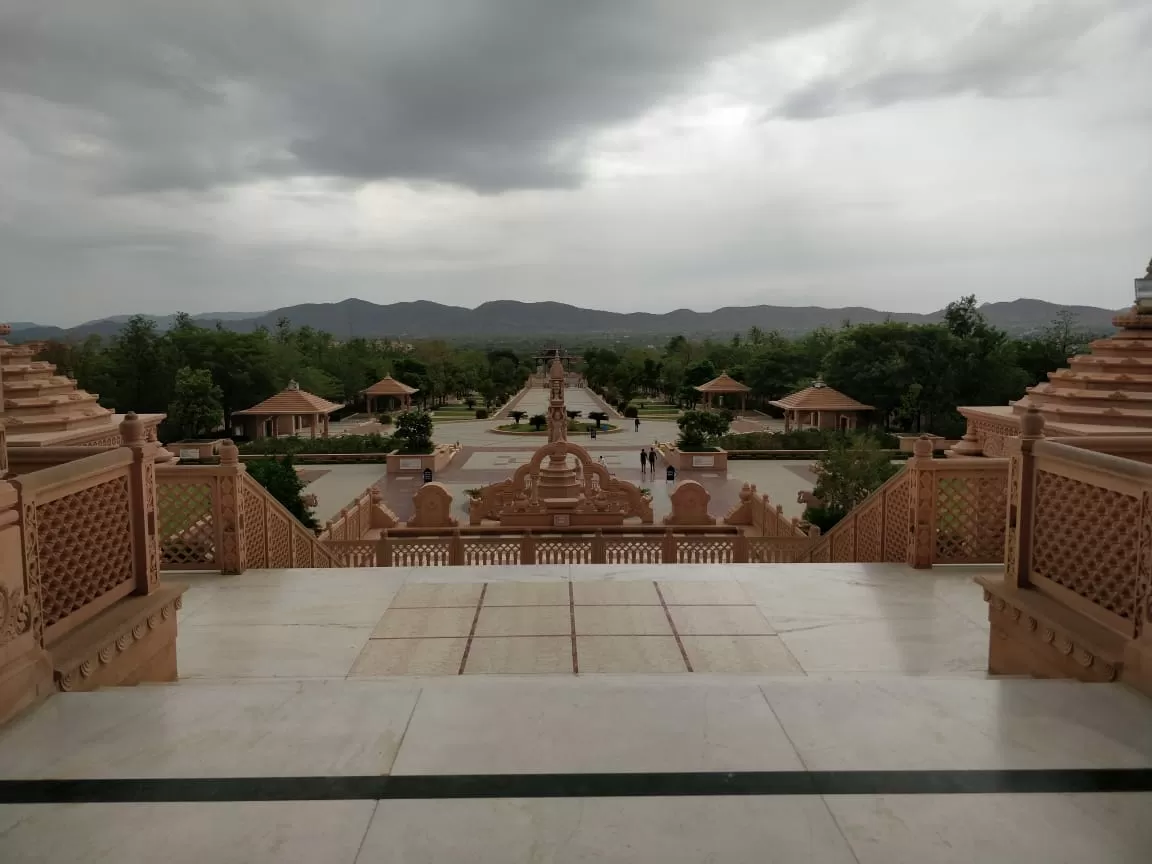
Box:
[457, 583, 488, 675]
[653, 581, 693, 672]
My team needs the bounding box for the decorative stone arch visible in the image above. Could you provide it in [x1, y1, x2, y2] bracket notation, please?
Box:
[663, 480, 717, 526]
[408, 482, 457, 528]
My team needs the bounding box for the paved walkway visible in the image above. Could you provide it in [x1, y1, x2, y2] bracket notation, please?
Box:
[3, 563, 1150, 861]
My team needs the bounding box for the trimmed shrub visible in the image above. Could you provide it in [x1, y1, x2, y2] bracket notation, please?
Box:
[239, 433, 394, 455]
[623, 405, 638, 419]
[475, 408, 489, 419]
[377, 413, 393, 425]
[246, 454, 318, 529]
[394, 410, 434, 454]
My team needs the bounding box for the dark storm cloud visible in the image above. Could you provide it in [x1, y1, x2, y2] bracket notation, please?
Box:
[0, 0, 852, 193]
[776, 1, 1132, 119]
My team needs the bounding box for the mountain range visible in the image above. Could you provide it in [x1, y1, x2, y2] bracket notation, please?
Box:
[6, 297, 1121, 342]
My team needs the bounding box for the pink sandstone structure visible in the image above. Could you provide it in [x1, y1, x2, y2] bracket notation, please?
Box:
[361, 375, 417, 414]
[770, 380, 873, 432]
[0, 324, 164, 451]
[468, 358, 653, 527]
[231, 380, 342, 440]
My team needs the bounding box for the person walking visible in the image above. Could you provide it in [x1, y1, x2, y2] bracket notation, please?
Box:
[648, 446, 658, 474]
[640, 448, 648, 476]
[634, 416, 641, 432]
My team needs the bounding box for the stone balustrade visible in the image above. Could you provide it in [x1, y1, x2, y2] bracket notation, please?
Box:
[980, 409, 1152, 694]
[1, 414, 185, 724]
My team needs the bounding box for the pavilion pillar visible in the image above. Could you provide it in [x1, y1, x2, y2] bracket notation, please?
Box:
[310, 414, 317, 439]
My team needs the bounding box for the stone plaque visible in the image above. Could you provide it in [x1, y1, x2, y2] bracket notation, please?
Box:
[553, 514, 571, 527]
[399, 457, 422, 471]
[179, 448, 200, 461]
[691, 454, 715, 468]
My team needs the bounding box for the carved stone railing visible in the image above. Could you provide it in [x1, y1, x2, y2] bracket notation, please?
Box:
[1, 413, 185, 719]
[979, 409, 1152, 695]
[797, 438, 1009, 568]
[157, 441, 340, 573]
[371, 525, 803, 567]
[317, 488, 374, 541]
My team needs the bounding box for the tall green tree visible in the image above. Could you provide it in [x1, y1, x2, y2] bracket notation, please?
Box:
[168, 367, 224, 438]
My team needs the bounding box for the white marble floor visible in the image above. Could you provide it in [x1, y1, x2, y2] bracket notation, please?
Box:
[2, 563, 1151, 861]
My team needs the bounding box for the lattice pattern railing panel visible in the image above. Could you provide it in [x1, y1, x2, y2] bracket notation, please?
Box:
[536, 539, 592, 564]
[749, 537, 810, 563]
[808, 536, 831, 563]
[267, 511, 293, 568]
[292, 530, 312, 567]
[390, 540, 451, 567]
[675, 538, 736, 564]
[158, 480, 215, 567]
[324, 542, 377, 567]
[855, 497, 884, 562]
[935, 473, 1007, 564]
[243, 484, 267, 568]
[463, 539, 522, 566]
[831, 522, 856, 562]
[604, 538, 663, 564]
[882, 472, 910, 562]
[1032, 469, 1140, 621]
[38, 475, 134, 627]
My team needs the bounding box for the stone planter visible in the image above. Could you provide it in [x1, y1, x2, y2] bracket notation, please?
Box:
[659, 447, 728, 475]
[385, 445, 460, 476]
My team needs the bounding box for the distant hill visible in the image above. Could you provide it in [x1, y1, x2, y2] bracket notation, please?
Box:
[8, 298, 1121, 343]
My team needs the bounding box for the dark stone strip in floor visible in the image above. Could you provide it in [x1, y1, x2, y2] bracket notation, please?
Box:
[3, 769, 1151, 804]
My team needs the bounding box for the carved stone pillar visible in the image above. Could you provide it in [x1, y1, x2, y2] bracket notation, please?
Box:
[0, 478, 53, 725]
[1005, 408, 1043, 590]
[120, 413, 162, 595]
[216, 440, 247, 575]
[907, 436, 936, 569]
[951, 414, 984, 457]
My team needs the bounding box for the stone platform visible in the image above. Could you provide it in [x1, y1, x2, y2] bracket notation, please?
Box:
[1, 563, 1150, 862]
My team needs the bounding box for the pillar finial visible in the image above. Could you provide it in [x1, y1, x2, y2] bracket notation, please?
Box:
[1020, 406, 1045, 439]
[219, 439, 240, 465]
[119, 411, 144, 445]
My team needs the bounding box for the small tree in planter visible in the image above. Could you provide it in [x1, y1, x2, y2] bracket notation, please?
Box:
[566, 410, 582, 421]
[394, 409, 434, 453]
[509, 410, 527, 425]
[465, 396, 477, 409]
[588, 411, 608, 429]
[676, 410, 731, 450]
[802, 435, 899, 532]
[246, 454, 318, 530]
[529, 413, 547, 431]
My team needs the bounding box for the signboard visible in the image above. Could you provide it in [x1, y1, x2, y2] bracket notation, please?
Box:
[553, 514, 571, 527]
[399, 457, 422, 471]
[422, 468, 433, 484]
[666, 466, 676, 482]
[691, 455, 715, 468]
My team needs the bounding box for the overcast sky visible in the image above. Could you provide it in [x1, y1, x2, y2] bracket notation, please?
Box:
[2, 0, 1150, 325]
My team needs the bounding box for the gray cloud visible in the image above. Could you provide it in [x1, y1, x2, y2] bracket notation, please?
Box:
[0, 0, 852, 192]
[776, 1, 1135, 119]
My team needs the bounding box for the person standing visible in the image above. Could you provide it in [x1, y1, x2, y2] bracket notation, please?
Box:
[648, 446, 658, 474]
[634, 416, 641, 432]
[640, 448, 648, 475]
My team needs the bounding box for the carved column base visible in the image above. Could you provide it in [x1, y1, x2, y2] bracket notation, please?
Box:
[0, 646, 53, 727]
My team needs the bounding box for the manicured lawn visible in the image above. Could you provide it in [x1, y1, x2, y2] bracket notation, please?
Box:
[495, 422, 618, 434]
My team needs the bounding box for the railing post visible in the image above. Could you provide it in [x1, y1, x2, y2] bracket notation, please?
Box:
[120, 413, 162, 593]
[591, 530, 605, 564]
[450, 529, 464, 566]
[1006, 408, 1043, 589]
[907, 436, 936, 569]
[733, 533, 749, 563]
[376, 533, 391, 567]
[520, 531, 536, 565]
[662, 528, 676, 564]
[215, 440, 248, 575]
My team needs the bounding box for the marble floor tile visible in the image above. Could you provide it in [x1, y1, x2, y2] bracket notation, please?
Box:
[760, 678, 1152, 770]
[388, 582, 483, 608]
[572, 579, 661, 605]
[573, 605, 673, 636]
[576, 636, 687, 673]
[463, 637, 573, 674]
[774, 614, 988, 674]
[572, 564, 750, 583]
[390, 681, 802, 773]
[356, 796, 856, 863]
[372, 607, 477, 638]
[404, 564, 570, 583]
[0, 801, 377, 864]
[482, 581, 570, 606]
[473, 605, 571, 636]
[668, 605, 774, 635]
[349, 638, 468, 676]
[177, 586, 397, 627]
[657, 580, 752, 605]
[178, 624, 372, 678]
[0, 680, 420, 778]
[680, 635, 805, 674]
[743, 577, 962, 623]
[209, 567, 408, 594]
[826, 793, 1152, 864]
